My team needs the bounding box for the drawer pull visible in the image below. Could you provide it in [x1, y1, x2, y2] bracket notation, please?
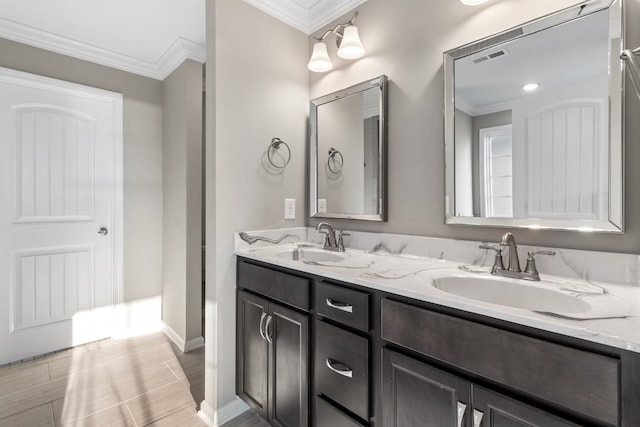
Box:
[457, 402, 467, 427]
[326, 298, 353, 313]
[326, 358, 353, 378]
[473, 409, 484, 427]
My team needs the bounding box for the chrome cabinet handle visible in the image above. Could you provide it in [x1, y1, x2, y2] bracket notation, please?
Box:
[325, 358, 353, 378]
[259, 312, 267, 341]
[265, 315, 273, 343]
[98, 227, 109, 236]
[473, 409, 484, 427]
[457, 402, 467, 427]
[326, 298, 353, 313]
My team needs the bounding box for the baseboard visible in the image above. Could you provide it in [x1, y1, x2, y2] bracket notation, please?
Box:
[160, 322, 204, 353]
[198, 397, 249, 427]
[198, 400, 216, 426]
[215, 397, 250, 426]
[160, 321, 185, 350]
[185, 336, 205, 352]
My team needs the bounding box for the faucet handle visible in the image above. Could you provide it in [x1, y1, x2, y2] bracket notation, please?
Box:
[529, 250, 556, 257]
[479, 244, 505, 274]
[337, 230, 350, 252]
[523, 250, 555, 277]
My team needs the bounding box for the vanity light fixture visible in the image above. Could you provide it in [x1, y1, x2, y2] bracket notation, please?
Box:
[307, 12, 365, 73]
[522, 83, 539, 92]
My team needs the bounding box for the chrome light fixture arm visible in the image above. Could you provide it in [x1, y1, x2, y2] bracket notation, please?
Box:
[314, 12, 359, 45]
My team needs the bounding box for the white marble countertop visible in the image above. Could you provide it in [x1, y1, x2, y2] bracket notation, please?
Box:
[236, 240, 640, 353]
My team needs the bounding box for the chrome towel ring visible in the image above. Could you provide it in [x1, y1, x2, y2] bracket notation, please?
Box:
[328, 147, 344, 174]
[267, 137, 291, 169]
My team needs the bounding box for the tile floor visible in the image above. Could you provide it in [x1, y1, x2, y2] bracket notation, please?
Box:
[0, 332, 205, 426]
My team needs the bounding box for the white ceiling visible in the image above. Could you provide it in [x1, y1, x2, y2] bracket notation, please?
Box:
[0, 0, 365, 81]
[455, 9, 610, 115]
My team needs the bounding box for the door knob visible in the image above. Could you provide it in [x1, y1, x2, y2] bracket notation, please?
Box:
[98, 227, 109, 236]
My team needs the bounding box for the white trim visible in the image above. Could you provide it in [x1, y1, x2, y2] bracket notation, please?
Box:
[185, 336, 205, 352]
[0, 17, 204, 80]
[307, 0, 369, 34]
[200, 397, 250, 427]
[160, 321, 204, 353]
[161, 321, 186, 351]
[242, 0, 368, 35]
[198, 400, 216, 427]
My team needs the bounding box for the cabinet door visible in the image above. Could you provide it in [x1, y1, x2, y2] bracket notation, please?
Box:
[269, 302, 309, 427]
[237, 290, 269, 419]
[472, 386, 580, 427]
[382, 349, 471, 427]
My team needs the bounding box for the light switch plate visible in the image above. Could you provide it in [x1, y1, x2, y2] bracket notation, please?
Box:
[318, 199, 327, 213]
[284, 198, 295, 219]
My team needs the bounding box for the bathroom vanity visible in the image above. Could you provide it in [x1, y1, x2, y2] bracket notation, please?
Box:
[235, 233, 640, 427]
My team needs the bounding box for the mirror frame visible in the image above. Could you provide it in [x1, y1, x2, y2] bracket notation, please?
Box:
[444, 0, 625, 233]
[310, 75, 388, 221]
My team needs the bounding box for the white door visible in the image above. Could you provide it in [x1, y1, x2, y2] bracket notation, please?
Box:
[0, 67, 123, 365]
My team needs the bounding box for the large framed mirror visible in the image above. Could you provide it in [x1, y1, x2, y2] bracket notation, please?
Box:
[444, 0, 624, 232]
[310, 75, 388, 221]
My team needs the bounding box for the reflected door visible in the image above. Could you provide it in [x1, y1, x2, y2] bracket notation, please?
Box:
[0, 68, 122, 364]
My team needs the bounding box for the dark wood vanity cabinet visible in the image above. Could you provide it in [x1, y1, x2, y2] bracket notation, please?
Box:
[237, 258, 640, 427]
[236, 262, 310, 427]
[382, 349, 579, 427]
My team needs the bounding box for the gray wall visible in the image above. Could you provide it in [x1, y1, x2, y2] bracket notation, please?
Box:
[0, 38, 164, 304]
[308, 0, 640, 254]
[204, 0, 309, 411]
[162, 59, 203, 347]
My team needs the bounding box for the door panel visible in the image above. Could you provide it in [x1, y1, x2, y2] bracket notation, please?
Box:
[382, 348, 471, 427]
[0, 67, 122, 364]
[270, 303, 309, 427]
[236, 290, 269, 419]
[473, 386, 580, 427]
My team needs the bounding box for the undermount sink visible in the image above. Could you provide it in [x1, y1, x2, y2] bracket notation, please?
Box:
[432, 276, 591, 313]
[275, 247, 345, 263]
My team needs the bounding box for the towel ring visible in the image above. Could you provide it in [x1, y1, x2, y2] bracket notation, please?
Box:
[327, 147, 344, 174]
[267, 137, 291, 169]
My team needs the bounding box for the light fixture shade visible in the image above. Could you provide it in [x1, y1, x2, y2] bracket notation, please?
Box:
[308, 41, 333, 72]
[461, 0, 488, 5]
[337, 25, 365, 60]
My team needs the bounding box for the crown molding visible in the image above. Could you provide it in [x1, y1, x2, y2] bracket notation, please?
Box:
[307, 0, 368, 35]
[0, 17, 204, 80]
[242, 0, 368, 35]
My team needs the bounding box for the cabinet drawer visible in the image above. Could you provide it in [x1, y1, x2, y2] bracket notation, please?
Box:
[316, 281, 369, 331]
[315, 320, 369, 421]
[381, 299, 620, 426]
[237, 260, 310, 311]
[316, 396, 365, 427]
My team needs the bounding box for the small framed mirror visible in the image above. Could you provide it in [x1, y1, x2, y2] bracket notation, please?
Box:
[444, 0, 624, 232]
[310, 75, 388, 221]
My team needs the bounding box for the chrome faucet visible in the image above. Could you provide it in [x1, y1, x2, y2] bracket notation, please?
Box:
[480, 232, 555, 281]
[316, 222, 349, 252]
[500, 232, 521, 272]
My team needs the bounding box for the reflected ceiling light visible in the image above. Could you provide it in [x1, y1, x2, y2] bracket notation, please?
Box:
[461, 0, 489, 5]
[523, 83, 539, 92]
[308, 12, 365, 73]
